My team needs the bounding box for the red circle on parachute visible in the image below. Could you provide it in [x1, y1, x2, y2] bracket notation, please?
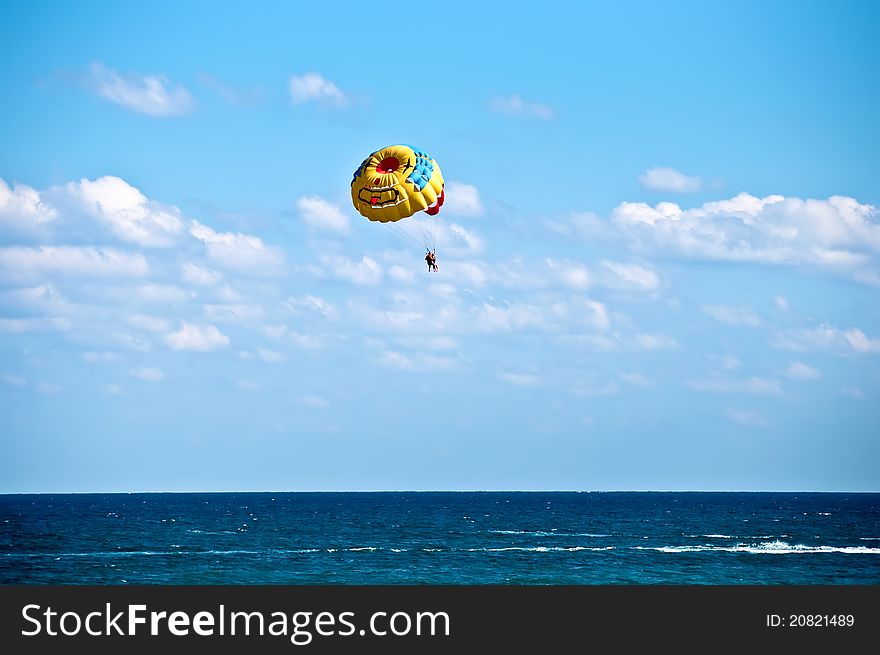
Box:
[376, 157, 400, 174]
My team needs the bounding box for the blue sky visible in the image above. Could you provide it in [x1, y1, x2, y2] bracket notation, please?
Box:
[1, 1, 878, 492]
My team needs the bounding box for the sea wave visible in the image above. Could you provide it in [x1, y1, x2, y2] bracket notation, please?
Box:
[469, 546, 614, 553]
[636, 540, 880, 554]
[487, 530, 610, 537]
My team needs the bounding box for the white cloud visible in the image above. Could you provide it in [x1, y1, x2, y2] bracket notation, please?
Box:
[130, 366, 164, 382]
[772, 324, 880, 354]
[2, 373, 27, 387]
[0, 178, 57, 234]
[285, 295, 336, 319]
[264, 325, 322, 349]
[0, 246, 149, 280]
[378, 350, 415, 371]
[128, 314, 171, 333]
[89, 62, 194, 116]
[600, 261, 660, 291]
[638, 167, 702, 193]
[572, 380, 619, 396]
[687, 376, 782, 395]
[785, 362, 821, 380]
[319, 254, 382, 286]
[444, 182, 484, 217]
[619, 372, 651, 387]
[612, 193, 880, 282]
[774, 295, 790, 311]
[841, 386, 864, 399]
[725, 408, 770, 428]
[37, 382, 61, 395]
[190, 220, 284, 275]
[236, 379, 260, 391]
[297, 196, 350, 234]
[203, 303, 265, 323]
[634, 333, 678, 350]
[712, 355, 742, 371]
[488, 93, 554, 120]
[301, 394, 330, 408]
[257, 348, 285, 363]
[165, 322, 229, 351]
[447, 224, 483, 254]
[844, 329, 880, 354]
[289, 73, 346, 105]
[71, 176, 184, 247]
[499, 372, 540, 387]
[82, 351, 121, 364]
[137, 284, 189, 303]
[473, 302, 549, 332]
[546, 259, 592, 290]
[0, 317, 65, 333]
[701, 305, 761, 326]
[388, 265, 414, 283]
[182, 262, 222, 286]
[397, 336, 458, 351]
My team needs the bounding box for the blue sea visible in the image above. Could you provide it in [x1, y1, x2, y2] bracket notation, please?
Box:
[1, 492, 879, 584]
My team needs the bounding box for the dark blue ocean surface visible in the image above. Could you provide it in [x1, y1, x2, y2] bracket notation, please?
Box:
[1, 492, 878, 584]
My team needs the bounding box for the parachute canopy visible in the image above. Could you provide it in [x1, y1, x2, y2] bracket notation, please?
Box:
[351, 144, 445, 223]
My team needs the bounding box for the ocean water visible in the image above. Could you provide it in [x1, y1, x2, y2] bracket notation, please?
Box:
[1, 492, 879, 584]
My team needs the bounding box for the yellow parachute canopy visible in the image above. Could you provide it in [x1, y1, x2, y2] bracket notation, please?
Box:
[350, 144, 445, 223]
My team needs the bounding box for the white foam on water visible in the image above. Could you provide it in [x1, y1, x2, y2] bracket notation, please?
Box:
[487, 529, 609, 537]
[470, 546, 614, 553]
[635, 540, 880, 555]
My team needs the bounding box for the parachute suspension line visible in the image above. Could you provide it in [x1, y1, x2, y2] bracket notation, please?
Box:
[382, 220, 422, 251]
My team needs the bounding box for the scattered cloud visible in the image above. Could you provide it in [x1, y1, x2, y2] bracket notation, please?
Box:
[785, 362, 821, 380]
[70, 176, 184, 247]
[638, 167, 702, 193]
[444, 182, 484, 217]
[190, 220, 284, 275]
[546, 259, 592, 290]
[257, 347, 285, 363]
[687, 376, 782, 395]
[182, 262, 222, 286]
[844, 328, 880, 354]
[0, 245, 149, 281]
[725, 408, 770, 428]
[301, 394, 330, 408]
[289, 73, 346, 105]
[701, 305, 761, 326]
[619, 372, 652, 387]
[612, 193, 880, 283]
[841, 386, 864, 399]
[488, 93, 554, 120]
[165, 322, 230, 351]
[88, 62, 194, 116]
[772, 324, 880, 354]
[130, 366, 164, 381]
[600, 261, 660, 291]
[0, 178, 57, 235]
[297, 196, 350, 234]
[128, 314, 171, 333]
[634, 333, 678, 350]
[499, 372, 541, 387]
[137, 284, 189, 303]
[319, 254, 382, 286]
[285, 295, 336, 320]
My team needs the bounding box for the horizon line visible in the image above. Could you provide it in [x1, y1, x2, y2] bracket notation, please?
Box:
[2, 489, 879, 495]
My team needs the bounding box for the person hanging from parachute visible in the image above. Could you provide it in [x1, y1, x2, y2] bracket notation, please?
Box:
[425, 249, 438, 272]
[351, 145, 445, 272]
